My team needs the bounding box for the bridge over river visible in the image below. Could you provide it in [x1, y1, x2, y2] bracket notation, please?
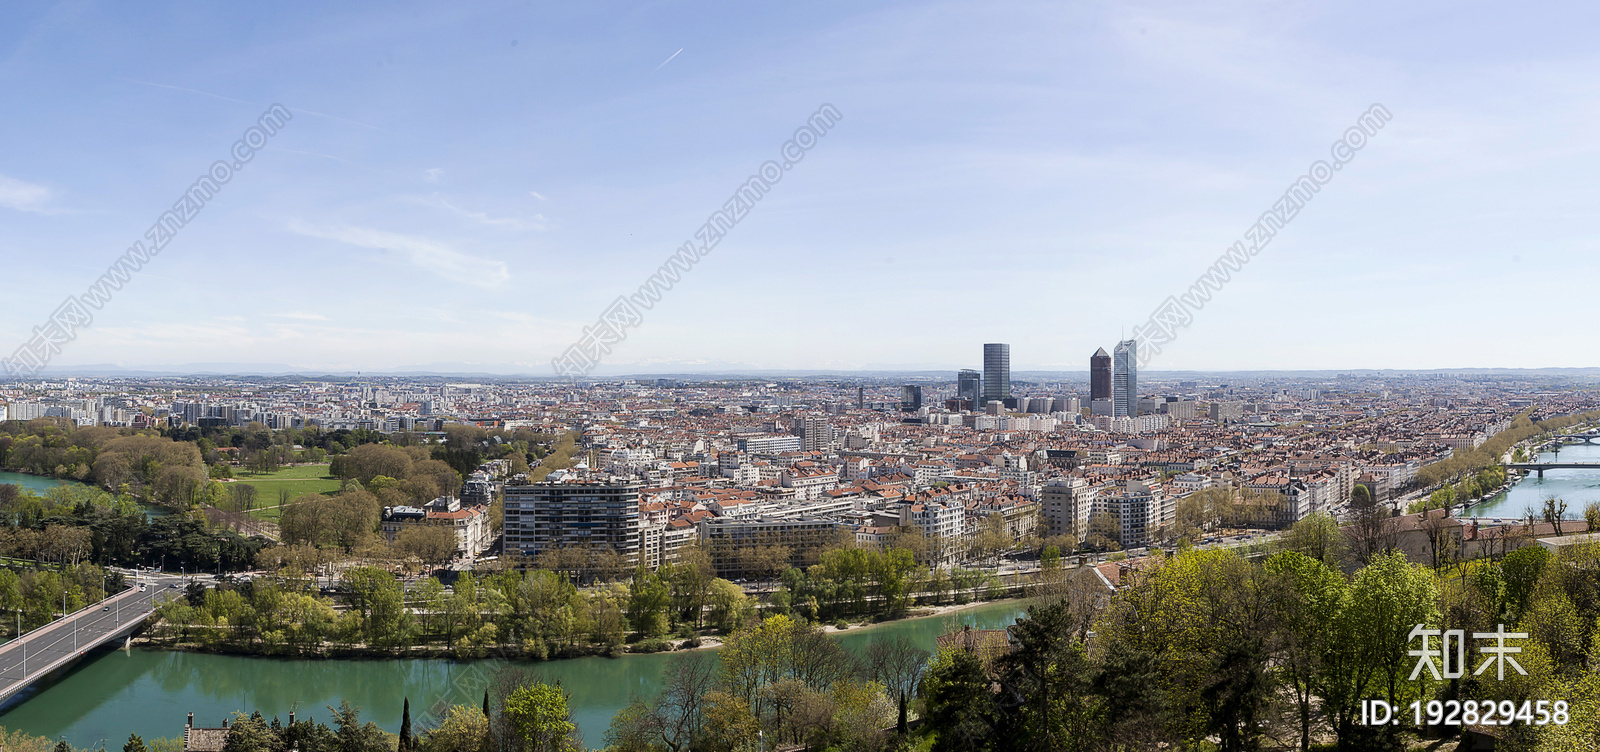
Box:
[0, 571, 188, 703]
[1507, 462, 1600, 478]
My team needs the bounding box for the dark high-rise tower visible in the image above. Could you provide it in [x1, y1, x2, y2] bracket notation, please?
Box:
[1090, 348, 1111, 402]
[982, 343, 1011, 406]
[957, 369, 982, 405]
[900, 385, 923, 412]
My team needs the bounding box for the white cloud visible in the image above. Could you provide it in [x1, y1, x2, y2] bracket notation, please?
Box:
[424, 168, 444, 182]
[289, 221, 510, 288]
[0, 175, 52, 212]
[431, 196, 547, 230]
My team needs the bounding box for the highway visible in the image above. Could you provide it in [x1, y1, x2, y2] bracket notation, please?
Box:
[0, 571, 188, 701]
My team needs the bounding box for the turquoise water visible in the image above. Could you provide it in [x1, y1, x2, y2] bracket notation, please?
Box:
[1464, 443, 1600, 520]
[0, 471, 85, 495]
[0, 601, 1030, 749]
[0, 471, 166, 519]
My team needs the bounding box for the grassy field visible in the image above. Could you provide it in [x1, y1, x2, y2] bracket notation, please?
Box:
[229, 463, 341, 519]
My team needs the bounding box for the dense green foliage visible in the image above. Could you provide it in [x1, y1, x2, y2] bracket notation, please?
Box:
[917, 541, 1600, 751]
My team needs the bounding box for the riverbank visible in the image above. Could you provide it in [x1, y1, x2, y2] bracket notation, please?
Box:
[2, 599, 1032, 750]
[133, 592, 1031, 661]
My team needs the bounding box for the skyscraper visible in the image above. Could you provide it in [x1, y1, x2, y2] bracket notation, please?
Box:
[900, 385, 923, 412]
[982, 343, 1011, 406]
[957, 369, 982, 405]
[1113, 339, 1137, 418]
[1090, 348, 1111, 402]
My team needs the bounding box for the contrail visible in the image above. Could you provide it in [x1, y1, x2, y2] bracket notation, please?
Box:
[652, 48, 683, 72]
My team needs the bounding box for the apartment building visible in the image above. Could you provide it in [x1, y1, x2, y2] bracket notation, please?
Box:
[1041, 477, 1093, 539]
[503, 477, 646, 563]
[699, 516, 848, 578]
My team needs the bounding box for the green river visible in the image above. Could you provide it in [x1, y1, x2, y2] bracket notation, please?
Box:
[0, 601, 1030, 749]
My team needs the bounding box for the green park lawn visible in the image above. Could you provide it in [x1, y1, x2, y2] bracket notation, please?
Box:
[228, 463, 341, 519]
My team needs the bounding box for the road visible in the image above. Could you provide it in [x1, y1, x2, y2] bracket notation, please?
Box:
[0, 571, 188, 700]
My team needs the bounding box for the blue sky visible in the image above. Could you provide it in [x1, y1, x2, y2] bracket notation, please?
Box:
[3, 0, 1598, 375]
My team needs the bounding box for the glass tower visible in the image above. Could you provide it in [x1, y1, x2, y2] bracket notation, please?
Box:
[1113, 340, 1137, 417]
[982, 343, 1011, 406]
[957, 369, 982, 405]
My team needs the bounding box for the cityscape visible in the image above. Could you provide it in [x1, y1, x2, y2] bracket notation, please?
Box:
[5, 1, 1600, 751]
[1, 343, 1599, 750]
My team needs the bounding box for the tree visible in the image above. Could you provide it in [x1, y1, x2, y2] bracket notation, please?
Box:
[1586, 502, 1600, 533]
[1501, 544, 1552, 621]
[503, 682, 582, 752]
[1419, 509, 1460, 571]
[1350, 484, 1373, 509]
[665, 545, 713, 628]
[397, 525, 458, 566]
[1542, 496, 1569, 535]
[609, 652, 717, 752]
[1264, 552, 1347, 752]
[699, 692, 760, 752]
[1282, 512, 1344, 568]
[922, 646, 994, 752]
[420, 705, 486, 752]
[123, 735, 148, 752]
[341, 567, 412, 647]
[601, 700, 660, 752]
[626, 565, 670, 638]
[706, 578, 752, 634]
[862, 633, 929, 735]
[719, 614, 853, 721]
[329, 700, 390, 752]
[1349, 493, 1396, 567]
[399, 698, 413, 752]
[1345, 552, 1439, 723]
[221, 712, 276, 752]
[993, 599, 1099, 752]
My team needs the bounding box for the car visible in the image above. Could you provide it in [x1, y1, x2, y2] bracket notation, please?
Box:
[102, 606, 110, 611]
[169, 583, 179, 589]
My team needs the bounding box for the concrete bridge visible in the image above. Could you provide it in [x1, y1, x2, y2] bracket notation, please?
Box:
[1550, 432, 1600, 445]
[1507, 462, 1600, 478]
[0, 572, 187, 703]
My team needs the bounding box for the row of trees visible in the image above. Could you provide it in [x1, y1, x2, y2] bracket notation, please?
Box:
[0, 485, 266, 573]
[152, 556, 762, 658]
[0, 561, 120, 635]
[1415, 409, 1600, 488]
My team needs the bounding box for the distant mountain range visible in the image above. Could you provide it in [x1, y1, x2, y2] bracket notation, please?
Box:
[22, 362, 1600, 382]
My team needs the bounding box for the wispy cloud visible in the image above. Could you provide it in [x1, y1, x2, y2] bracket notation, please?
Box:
[289, 221, 510, 288]
[424, 168, 444, 182]
[418, 194, 548, 230]
[0, 175, 52, 213]
[121, 78, 257, 106]
[653, 48, 683, 73]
